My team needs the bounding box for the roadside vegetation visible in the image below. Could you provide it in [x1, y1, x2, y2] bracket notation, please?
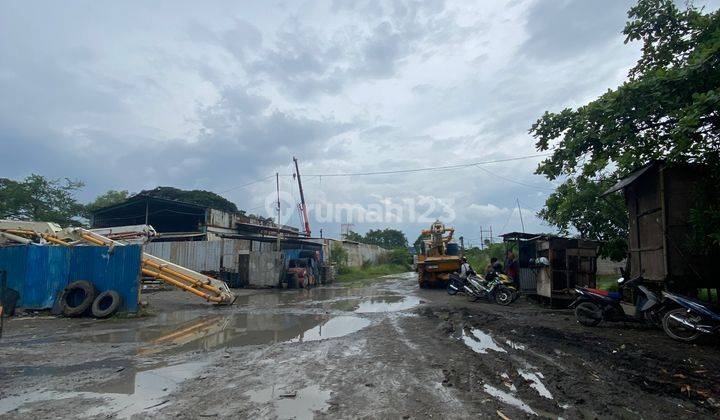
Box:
[332, 234, 413, 282]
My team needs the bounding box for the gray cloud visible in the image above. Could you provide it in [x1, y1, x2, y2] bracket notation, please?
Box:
[520, 0, 633, 61]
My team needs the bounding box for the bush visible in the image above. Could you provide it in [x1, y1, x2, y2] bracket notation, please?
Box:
[387, 248, 412, 268]
[330, 243, 348, 269]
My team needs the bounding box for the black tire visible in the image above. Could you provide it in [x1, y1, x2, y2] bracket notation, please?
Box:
[575, 301, 602, 327]
[59, 280, 97, 317]
[494, 286, 513, 306]
[662, 308, 702, 342]
[447, 278, 460, 295]
[91, 290, 122, 319]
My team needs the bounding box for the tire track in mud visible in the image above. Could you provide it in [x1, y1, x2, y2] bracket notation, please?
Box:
[421, 305, 720, 419]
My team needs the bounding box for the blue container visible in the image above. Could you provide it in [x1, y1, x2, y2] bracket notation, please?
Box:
[446, 243, 460, 256]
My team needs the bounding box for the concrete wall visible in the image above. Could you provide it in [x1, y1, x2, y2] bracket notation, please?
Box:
[320, 239, 389, 268]
[597, 258, 626, 276]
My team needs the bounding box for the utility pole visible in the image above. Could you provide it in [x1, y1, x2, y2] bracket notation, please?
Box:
[275, 172, 281, 252]
[293, 156, 311, 237]
[516, 198, 525, 233]
[489, 226, 493, 244]
[480, 226, 484, 250]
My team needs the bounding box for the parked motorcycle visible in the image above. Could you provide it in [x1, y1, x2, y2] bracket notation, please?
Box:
[570, 272, 664, 327]
[661, 291, 720, 342]
[447, 273, 513, 305]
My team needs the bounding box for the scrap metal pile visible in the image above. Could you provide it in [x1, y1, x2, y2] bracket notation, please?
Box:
[0, 220, 236, 306]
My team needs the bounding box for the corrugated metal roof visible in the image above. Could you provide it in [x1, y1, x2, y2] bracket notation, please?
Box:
[601, 162, 658, 196]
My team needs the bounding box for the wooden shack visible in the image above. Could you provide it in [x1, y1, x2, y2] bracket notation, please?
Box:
[534, 236, 597, 306]
[602, 161, 717, 295]
[502, 232, 597, 307]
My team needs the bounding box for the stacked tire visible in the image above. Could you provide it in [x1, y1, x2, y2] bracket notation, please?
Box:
[58, 281, 122, 318]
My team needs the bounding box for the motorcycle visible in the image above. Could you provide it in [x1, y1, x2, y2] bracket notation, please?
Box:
[661, 291, 720, 342]
[447, 273, 513, 306]
[570, 272, 664, 327]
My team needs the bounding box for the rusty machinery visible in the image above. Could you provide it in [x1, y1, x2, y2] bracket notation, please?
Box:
[415, 220, 461, 288]
[0, 221, 235, 305]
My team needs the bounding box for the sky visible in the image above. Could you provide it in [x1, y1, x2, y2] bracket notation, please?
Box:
[2, 0, 718, 245]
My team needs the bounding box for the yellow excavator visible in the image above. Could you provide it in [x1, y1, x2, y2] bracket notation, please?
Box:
[415, 220, 462, 288]
[0, 220, 235, 305]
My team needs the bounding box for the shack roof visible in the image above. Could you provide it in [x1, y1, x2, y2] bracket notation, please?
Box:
[601, 162, 659, 197]
[500, 232, 540, 240]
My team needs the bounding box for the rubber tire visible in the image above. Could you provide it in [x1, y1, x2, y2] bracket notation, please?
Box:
[575, 301, 602, 327]
[91, 290, 122, 319]
[494, 287, 513, 306]
[662, 308, 702, 342]
[447, 279, 459, 295]
[60, 280, 97, 317]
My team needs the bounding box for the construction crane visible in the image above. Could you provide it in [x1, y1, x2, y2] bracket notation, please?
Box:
[293, 156, 312, 237]
[0, 220, 236, 305]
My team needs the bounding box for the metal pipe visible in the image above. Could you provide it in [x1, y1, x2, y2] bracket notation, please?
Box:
[141, 268, 223, 303]
[0, 231, 32, 244]
[142, 259, 222, 295]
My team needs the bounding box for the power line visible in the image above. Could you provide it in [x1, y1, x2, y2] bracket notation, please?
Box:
[300, 153, 552, 178]
[219, 175, 275, 193]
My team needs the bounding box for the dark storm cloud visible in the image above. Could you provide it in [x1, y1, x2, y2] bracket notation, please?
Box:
[520, 0, 634, 61]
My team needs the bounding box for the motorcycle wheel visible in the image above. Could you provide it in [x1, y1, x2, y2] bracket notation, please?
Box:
[662, 308, 702, 342]
[494, 287, 513, 306]
[447, 280, 459, 295]
[575, 302, 602, 327]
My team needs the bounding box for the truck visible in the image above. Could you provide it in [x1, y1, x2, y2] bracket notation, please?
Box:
[415, 220, 461, 288]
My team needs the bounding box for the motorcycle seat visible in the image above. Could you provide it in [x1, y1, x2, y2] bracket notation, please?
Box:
[582, 288, 621, 300]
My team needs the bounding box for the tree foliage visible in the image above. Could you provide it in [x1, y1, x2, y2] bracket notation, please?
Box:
[0, 174, 85, 226]
[344, 228, 408, 249]
[85, 190, 129, 214]
[138, 186, 238, 213]
[531, 0, 720, 259]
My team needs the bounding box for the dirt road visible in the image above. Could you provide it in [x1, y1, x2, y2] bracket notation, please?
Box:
[1, 272, 718, 419]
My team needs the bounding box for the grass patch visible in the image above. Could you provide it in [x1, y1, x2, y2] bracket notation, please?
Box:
[336, 264, 409, 282]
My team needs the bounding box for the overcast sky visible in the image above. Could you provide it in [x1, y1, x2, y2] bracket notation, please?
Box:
[2, 0, 718, 244]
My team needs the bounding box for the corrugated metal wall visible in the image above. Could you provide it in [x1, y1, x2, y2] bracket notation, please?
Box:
[0, 245, 141, 312]
[145, 239, 251, 273]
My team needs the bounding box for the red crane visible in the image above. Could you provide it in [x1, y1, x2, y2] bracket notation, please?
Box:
[293, 156, 311, 237]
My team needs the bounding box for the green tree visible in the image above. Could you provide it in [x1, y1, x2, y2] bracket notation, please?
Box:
[530, 0, 720, 259]
[85, 190, 129, 214]
[0, 174, 85, 226]
[330, 242, 349, 269]
[363, 228, 408, 249]
[343, 230, 365, 242]
[139, 186, 238, 213]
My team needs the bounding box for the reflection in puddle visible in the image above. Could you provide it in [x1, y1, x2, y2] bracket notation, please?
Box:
[80, 312, 372, 355]
[460, 327, 506, 354]
[504, 339, 526, 351]
[354, 296, 420, 313]
[483, 384, 536, 415]
[245, 384, 331, 420]
[289, 316, 371, 343]
[518, 369, 553, 399]
[0, 361, 207, 418]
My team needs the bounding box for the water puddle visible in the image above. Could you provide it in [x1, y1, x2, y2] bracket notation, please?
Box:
[354, 296, 420, 313]
[245, 384, 331, 419]
[460, 327, 506, 354]
[504, 339, 526, 351]
[289, 316, 371, 343]
[518, 369, 553, 399]
[78, 313, 371, 355]
[0, 361, 207, 418]
[483, 384, 536, 416]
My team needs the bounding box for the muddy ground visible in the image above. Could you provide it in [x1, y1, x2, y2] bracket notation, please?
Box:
[0, 272, 719, 419]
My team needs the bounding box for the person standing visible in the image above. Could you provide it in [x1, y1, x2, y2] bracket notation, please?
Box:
[505, 250, 519, 288]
